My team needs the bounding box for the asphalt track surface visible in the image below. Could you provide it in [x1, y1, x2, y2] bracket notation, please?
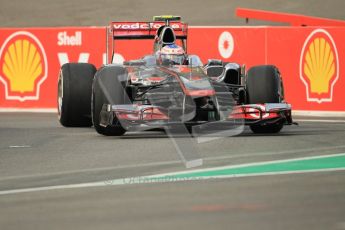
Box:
[0, 113, 345, 230]
[1, 0, 345, 229]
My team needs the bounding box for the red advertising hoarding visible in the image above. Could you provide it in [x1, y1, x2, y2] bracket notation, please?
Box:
[0, 26, 344, 111]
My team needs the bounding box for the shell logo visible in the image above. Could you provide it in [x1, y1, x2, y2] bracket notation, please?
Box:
[300, 29, 339, 103]
[0, 31, 48, 101]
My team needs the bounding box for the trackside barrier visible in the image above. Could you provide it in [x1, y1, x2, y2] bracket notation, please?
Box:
[0, 26, 344, 112]
[236, 8, 345, 26]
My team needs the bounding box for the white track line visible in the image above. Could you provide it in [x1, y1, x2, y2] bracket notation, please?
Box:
[1, 144, 345, 182]
[0, 160, 181, 181]
[2, 168, 345, 196]
[292, 110, 345, 117]
[294, 119, 345, 123]
[0, 153, 344, 196]
[144, 152, 345, 178]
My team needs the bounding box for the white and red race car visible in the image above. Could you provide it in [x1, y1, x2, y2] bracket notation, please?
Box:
[58, 16, 294, 136]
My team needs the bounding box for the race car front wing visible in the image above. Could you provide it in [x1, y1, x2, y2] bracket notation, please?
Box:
[99, 103, 294, 130]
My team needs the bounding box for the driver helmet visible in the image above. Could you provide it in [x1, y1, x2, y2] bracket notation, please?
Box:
[157, 44, 186, 65]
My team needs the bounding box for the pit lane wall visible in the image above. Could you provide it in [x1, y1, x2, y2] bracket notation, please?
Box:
[0, 26, 344, 112]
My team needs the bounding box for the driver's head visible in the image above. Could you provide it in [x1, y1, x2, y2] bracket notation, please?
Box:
[157, 44, 186, 65]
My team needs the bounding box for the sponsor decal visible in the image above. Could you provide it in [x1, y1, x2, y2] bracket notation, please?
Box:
[113, 22, 181, 30]
[58, 53, 90, 66]
[218, 31, 234, 59]
[111, 53, 125, 64]
[300, 29, 339, 103]
[0, 31, 48, 101]
[57, 31, 82, 46]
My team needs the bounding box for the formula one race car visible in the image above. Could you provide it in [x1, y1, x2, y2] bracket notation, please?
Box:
[58, 16, 293, 136]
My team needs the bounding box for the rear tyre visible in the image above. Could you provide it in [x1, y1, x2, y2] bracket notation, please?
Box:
[246, 65, 284, 134]
[58, 63, 96, 127]
[92, 66, 127, 136]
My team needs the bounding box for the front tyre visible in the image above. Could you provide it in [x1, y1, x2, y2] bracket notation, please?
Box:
[249, 122, 283, 134]
[58, 63, 96, 127]
[92, 66, 127, 136]
[246, 65, 284, 134]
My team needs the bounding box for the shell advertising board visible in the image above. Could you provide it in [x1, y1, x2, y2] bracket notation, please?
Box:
[0, 26, 344, 112]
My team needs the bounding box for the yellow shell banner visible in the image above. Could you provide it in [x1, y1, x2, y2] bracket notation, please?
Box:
[0, 31, 47, 101]
[3, 39, 43, 93]
[300, 29, 339, 103]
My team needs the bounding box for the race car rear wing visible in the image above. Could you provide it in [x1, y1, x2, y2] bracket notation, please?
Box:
[110, 21, 188, 39]
[106, 20, 188, 64]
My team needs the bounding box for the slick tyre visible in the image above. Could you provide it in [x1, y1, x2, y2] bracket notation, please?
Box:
[92, 66, 128, 136]
[58, 63, 96, 127]
[246, 65, 284, 134]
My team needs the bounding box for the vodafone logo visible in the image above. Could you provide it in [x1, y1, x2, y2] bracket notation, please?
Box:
[113, 22, 181, 30]
[299, 29, 339, 103]
[218, 31, 234, 59]
[0, 31, 48, 102]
